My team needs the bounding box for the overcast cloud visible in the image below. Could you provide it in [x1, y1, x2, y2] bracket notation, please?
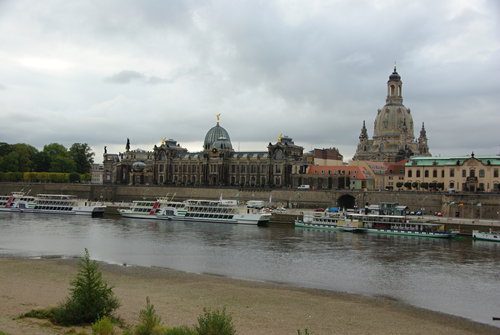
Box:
[0, 0, 499, 161]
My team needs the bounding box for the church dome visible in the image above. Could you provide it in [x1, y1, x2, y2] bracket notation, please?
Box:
[389, 69, 401, 81]
[211, 136, 233, 151]
[373, 105, 414, 138]
[204, 123, 232, 150]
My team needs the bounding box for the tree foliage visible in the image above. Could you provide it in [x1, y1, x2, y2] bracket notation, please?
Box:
[70, 143, 94, 174]
[53, 249, 119, 325]
[0, 141, 95, 177]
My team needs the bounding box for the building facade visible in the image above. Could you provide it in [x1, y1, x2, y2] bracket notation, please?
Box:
[306, 165, 373, 191]
[353, 66, 431, 162]
[103, 120, 310, 188]
[404, 154, 500, 192]
[312, 148, 344, 166]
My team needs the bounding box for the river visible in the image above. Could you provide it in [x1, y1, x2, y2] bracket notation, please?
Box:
[0, 213, 499, 327]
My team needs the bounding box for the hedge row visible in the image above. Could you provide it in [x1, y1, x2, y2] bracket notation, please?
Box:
[0, 172, 91, 183]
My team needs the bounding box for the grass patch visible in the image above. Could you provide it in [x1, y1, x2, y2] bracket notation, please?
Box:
[22, 307, 56, 319]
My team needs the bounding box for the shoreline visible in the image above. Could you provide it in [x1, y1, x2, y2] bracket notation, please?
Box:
[0, 256, 499, 335]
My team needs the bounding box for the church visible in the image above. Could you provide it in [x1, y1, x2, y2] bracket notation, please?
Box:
[352, 66, 431, 162]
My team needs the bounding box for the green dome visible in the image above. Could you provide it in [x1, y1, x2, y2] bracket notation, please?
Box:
[204, 123, 232, 150]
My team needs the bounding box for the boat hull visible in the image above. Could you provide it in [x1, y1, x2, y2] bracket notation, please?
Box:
[294, 220, 338, 230]
[118, 210, 171, 220]
[472, 230, 500, 242]
[1, 205, 106, 217]
[366, 228, 453, 238]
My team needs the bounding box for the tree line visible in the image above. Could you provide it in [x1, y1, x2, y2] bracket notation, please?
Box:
[0, 142, 95, 183]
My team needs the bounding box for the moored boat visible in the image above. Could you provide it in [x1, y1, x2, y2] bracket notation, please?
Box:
[0, 192, 106, 217]
[355, 213, 453, 238]
[347, 202, 454, 238]
[118, 197, 172, 220]
[294, 209, 344, 230]
[119, 197, 270, 226]
[472, 230, 500, 242]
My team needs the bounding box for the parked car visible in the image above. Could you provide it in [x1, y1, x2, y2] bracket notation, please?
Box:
[273, 207, 286, 213]
[434, 212, 443, 216]
[297, 185, 311, 190]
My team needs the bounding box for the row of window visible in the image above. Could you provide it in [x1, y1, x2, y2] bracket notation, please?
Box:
[408, 168, 499, 178]
[34, 206, 73, 211]
[313, 169, 360, 176]
[403, 181, 500, 191]
[161, 164, 278, 174]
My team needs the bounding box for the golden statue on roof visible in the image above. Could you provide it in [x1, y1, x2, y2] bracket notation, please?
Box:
[278, 134, 282, 143]
[161, 137, 166, 145]
[216, 113, 221, 123]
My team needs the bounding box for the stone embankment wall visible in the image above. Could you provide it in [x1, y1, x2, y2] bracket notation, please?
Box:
[1, 183, 499, 220]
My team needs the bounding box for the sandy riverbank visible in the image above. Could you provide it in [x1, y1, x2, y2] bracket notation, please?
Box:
[0, 257, 498, 335]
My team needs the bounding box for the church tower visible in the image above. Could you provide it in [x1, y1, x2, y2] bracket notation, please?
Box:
[352, 66, 431, 162]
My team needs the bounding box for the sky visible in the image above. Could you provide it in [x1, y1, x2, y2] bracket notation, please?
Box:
[0, 0, 499, 162]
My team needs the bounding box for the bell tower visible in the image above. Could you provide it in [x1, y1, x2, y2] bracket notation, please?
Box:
[386, 65, 403, 105]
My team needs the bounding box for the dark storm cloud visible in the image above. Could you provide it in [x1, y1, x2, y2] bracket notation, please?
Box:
[104, 70, 169, 85]
[105, 71, 146, 84]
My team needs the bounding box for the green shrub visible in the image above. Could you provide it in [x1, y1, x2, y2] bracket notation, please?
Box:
[164, 326, 196, 335]
[195, 307, 235, 335]
[92, 316, 114, 335]
[23, 308, 55, 319]
[53, 249, 119, 325]
[134, 297, 165, 335]
[69, 172, 81, 183]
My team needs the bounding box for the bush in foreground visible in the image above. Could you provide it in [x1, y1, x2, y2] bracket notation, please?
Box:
[23, 249, 120, 325]
[92, 316, 115, 335]
[134, 297, 165, 335]
[195, 307, 236, 335]
[53, 249, 119, 325]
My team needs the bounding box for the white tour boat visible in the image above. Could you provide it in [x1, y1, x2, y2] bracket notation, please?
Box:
[472, 230, 500, 242]
[294, 209, 344, 230]
[294, 209, 366, 233]
[117, 197, 172, 220]
[0, 192, 106, 217]
[119, 197, 271, 225]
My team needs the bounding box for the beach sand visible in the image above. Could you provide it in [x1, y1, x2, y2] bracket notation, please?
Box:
[0, 257, 498, 335]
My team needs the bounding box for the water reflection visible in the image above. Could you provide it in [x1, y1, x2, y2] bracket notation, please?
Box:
[0, 213, 499, 326]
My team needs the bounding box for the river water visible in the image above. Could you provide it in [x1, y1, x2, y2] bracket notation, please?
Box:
[0, 213, 499, 327]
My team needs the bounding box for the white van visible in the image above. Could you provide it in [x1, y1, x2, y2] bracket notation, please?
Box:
[297, 185, 311, 190]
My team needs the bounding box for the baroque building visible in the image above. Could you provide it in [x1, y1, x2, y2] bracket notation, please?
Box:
[404, 154, 500, 192]
[103, 117, 309, 188]
[353, 66, 431, 162]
